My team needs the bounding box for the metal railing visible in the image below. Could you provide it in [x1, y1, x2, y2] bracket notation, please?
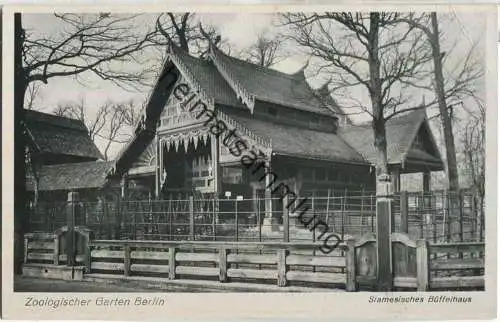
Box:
[27, 189, 484, 243]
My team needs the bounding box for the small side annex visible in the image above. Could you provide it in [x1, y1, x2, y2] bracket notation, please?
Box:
[24, 110, 117, 204]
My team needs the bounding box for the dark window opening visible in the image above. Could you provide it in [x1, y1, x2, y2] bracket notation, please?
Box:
[268, 107, 278, 116]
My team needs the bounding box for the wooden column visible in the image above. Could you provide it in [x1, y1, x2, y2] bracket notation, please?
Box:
[416, 239, 429, 291]
[155, 135, 161, 199]
[262, 159, 277, 232]
[120, 175, 128, 240]
[423, 171, 431, 211]
[66, 191, 79, 267]
[211, 134, 221, 196]
[189, 196, 195, 241]
[121, 175, 128, 200]
[400, 191, 409, 234]
[423, 171, 431, 192]
[391, 167, 400, 193]
[345, 239, 356, 291]
[376, 174, 393, 291]
[265, 160, 273, 220]
[283, 195, 289, 242]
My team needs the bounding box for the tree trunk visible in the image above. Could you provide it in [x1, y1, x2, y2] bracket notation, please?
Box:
[368, 13, 389, 177]
[430, 12, 459, 191]
[14, 13, 29, 274]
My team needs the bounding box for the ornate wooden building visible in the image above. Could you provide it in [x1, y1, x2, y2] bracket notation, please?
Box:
[111, 42, 444, 212]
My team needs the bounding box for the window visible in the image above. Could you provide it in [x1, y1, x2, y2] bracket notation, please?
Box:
[268, 107, 278, 116]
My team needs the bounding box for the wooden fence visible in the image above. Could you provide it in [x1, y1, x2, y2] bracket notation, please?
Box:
[349, 233, 485, 291]
[24, 229, 484, 291]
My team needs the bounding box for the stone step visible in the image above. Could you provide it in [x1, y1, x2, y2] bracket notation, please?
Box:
[22, 263, 86, 281]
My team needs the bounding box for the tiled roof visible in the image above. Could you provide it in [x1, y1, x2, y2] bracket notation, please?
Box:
[27, 161, 114, 191]
[227, 113, 366, 164]
[171, 45, 335, 116]
[25, 110, 104, 160]
[338, 109, 433, 165]
[171, 47, 245, 108]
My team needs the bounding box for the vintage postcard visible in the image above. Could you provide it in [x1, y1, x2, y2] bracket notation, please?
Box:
[1, 2, 497, 320]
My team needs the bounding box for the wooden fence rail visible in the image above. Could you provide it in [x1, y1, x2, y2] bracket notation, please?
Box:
[24, 232, 485, 291]
[348, 233, 485, 291]
[87, 240, 349, 288]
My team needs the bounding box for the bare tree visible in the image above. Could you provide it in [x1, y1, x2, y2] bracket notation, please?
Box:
[155, 13, 230, 59]
[398, 13, 484, 192]
[54, 99, 141, 160]
[281, 13, 433, 175]
[240, 31, 284, 67]
[24, 82, 42, 110]
[462, 99, 485, 201]
[18, 13, 164, 105]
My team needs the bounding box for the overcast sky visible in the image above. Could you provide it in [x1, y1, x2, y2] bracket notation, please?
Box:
[22, 11, 488, 159]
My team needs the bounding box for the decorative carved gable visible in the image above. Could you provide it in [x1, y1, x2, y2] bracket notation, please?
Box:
[132, 142, 156, 168]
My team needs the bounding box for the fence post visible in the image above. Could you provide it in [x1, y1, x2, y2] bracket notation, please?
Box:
[53, 234, 60, 265]
[23, 236, 29, 264]
[85, 244, 92, 273]
[376, 174, 393, 291]
[189, 196, 195, 241]
[169, 247, 176, 279]
[400, 191, 408, 234]
[346, 239, 356, 292]
[283, 195, 289, 242]
[123, 245, 131, 276]
[471, 195, 477, 242]
[416, 239, 429, 291]
[235, 198, 239, 242]
[459, 192, 464, 259]
[219, 247, 228, 282]
[66, 191, 78, 267]
[277, 249, 288, 287]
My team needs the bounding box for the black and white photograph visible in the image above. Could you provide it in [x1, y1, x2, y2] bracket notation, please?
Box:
[1, 5, 497, 320]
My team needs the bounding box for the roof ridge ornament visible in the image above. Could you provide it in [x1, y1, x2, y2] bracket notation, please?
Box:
[199, 23, 256, 114]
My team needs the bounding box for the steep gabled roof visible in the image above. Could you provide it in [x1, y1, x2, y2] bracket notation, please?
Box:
[26, 161, 114, 191]
[169, 44, 336, 117]
[24, 110, 104, 161]
[338, 109, 443, 169]
[169, 46, 245, 109]
[210, 47, 336, 116]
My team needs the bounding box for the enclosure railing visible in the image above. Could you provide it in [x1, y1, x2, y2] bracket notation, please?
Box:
[27, 189, 485, 244]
